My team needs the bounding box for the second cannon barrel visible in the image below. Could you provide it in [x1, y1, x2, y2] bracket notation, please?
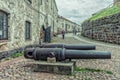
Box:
[40, 43, 96, 50]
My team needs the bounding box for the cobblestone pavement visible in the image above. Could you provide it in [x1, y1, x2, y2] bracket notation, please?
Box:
[0, 34, 120, 80]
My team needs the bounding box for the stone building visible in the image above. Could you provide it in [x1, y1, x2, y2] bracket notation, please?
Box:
[0, 0, 58, 51]
[0, 0, 40, 51]
[114, 0, 120, 5]
[58, 16, 81, 34]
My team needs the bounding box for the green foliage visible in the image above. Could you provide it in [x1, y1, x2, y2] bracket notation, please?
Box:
[89, 4, 120, 21]
[85, 77, 92, 80]
[11, 53, 23, 58]
[5, 57, 10, 61]
[51, 39, 57, 43]
[75, 67, 113, 75]
[105, 71, 113, 75]
[0, 53, 23, 62]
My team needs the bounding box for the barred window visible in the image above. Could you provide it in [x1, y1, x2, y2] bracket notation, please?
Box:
[25, 21, 31, 40]
[0, 11, 8, 40]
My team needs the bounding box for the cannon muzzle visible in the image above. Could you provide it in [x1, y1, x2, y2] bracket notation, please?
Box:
[24, 48, 111, 61]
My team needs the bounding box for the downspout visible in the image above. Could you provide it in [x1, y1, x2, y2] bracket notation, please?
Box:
[38, 0, 41, 44]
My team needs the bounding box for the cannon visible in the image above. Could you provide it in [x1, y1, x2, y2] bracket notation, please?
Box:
[24, 47, 111, 75]
[24, 48, 111, 61]
[39, 43, 96, 50]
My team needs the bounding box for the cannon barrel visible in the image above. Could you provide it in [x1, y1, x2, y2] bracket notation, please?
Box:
[40, 44, 96, 50]
[24, 48, 111, 61]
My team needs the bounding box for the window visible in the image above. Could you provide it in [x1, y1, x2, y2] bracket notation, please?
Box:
[0, 11, 8, 40]
[27, 0, 32, 4]
[62, 23, 64, 28]
[51, 0, 52, 9]
[25, 21, 31, 40]
[40, 0, 42, 5]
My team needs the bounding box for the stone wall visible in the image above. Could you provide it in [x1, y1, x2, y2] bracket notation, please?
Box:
[114, 0, 120, 5]
[82, 13, 120, 44]
[0, 0, 59, 51]
[0, 0, 40, 51]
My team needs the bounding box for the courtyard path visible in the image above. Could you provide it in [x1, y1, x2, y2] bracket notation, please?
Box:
[0, 33, 120, 80]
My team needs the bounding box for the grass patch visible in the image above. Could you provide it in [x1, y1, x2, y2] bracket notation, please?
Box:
[89, 4, 120, 21]
[75, 67, 113, 75]
[51, 39, 57, 43]
[11, 53, 24, 58]
[0, 53, 24, 62]
[105, 71, 113, 75]
[4, 57, 10, 61]
[85, 77, 92, 80]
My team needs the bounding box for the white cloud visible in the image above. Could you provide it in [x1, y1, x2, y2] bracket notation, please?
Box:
[56, 0, 113, 24]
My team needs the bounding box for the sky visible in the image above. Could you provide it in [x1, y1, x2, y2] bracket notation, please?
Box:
[56, 0, 113, 24]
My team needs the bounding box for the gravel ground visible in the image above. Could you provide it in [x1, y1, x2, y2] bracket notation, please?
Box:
[0, 34, 120, 80]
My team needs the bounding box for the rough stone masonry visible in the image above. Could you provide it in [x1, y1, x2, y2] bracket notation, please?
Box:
[82, 13, 120, 44]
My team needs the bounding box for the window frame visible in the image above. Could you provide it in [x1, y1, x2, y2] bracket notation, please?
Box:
[0, 10, 8, 40]
[40, 0, 43, 5]
[25, 21, 31, 40]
